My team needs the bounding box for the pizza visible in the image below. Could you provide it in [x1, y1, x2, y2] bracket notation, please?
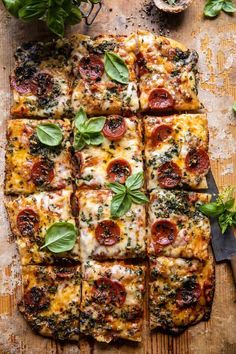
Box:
[70, 34, 139, 115]
[137, 30, 201, 112]
[144, 114, 210, 191]
[77, 189, 146, 260]
[5, 188, 79, 265]
[11, 39, 72, 118]
[80, 260, 145, 342]
[5, 31, 215, 342]
[18, 265, 81, 340]
[74, 115, 143, 189]
[5, 119, 72, 195]
[148, 189, 211, 260]
[149, 256, 215, 333]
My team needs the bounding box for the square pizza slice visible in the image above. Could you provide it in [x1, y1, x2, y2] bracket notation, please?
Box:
[6, 188, 80, 265]
[144, 114, 210, 191]
[77, 189, 146, 260]
[74, 115, 143, 189]
[80, 260, 145, 342]
[149, 256, 215, 333]
[18, 265, 81, 341]
[137, 30, 201, 112]
[70, 34, 139, 115]
[5, 119, 72, 195]
[148, 189, 211, 260]
[11, 39, 72, 118]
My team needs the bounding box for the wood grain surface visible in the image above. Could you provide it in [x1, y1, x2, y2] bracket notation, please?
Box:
[0, 1, 235, 353]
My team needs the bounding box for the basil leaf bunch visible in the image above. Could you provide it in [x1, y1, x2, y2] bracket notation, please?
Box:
[107, 172, 149, 218]
[73, 107, 106, 151]
[40, 222, 77, 253]
[2, 0, 101, 37]
[199, 186, 236, 234]
[104, 52, 129, 84]
[36, 123, 63, 147]
[204, 0, 236, 17]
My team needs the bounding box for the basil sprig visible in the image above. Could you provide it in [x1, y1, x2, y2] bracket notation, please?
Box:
[199, 187, 236, 234]
[36, 123, 63, 147]
[73, 108, 105, 151]
[2, 0, 101, 37]
[104, 52, 129, 84]
[40, 222, 77, 253]
[107, 172, 149, 218]
[204, 0, 236, 17]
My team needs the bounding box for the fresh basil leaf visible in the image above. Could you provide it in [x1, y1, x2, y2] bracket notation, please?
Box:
[89, 133, 104, 145]
[204, 0, 223, 17]
[66, 5, 83, 24]
[128, 190, 149, 205]
[2, 0, 22, 17]
[111, 193, 132, 218]
[83, 134, 91, 145]
[89, 0, 101, 3]
[74, 133, 86, 151]
[104, 52, 129, 84]
[222, 0, 236, 12]
[106, 182, 126, 194]
[18, 0, 48, 21]
[40, 222, 77, 253]
[199, 202, 225, 216]
[46, 5, 67, 37]
[75, 107, 87, 129]
[36, 123, 63, 147]
[233, 102, 236, 113]
[84, 116, 106, 134]
[218, 211, 234, 234]
[225, 198, 235, 210]
[125, 172, 144, 191]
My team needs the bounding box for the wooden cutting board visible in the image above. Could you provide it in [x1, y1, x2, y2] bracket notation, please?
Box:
[0, 1, 235, 353]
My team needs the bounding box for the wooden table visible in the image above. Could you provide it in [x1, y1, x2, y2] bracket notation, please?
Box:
[0, 1, 235, 353]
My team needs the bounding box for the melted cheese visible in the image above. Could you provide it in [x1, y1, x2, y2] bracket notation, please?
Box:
[149, 256, 214, 331]
[6, 188, 79, 265]
[20, 265, 80, 340]
[144, 114, 209, 190]
[71, 34, 139, 115]
[148, 189, 211, 260]
[78, 190, 146, 261]
[138, 30, 200, 112]
[5, 119, 72, 194]
[81, 260, 145, 342]
[76, 117, 143, 189]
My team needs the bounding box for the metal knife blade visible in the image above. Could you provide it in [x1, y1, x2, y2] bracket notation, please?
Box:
[207, 170, 236, 262]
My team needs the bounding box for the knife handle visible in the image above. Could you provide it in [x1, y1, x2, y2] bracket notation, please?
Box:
[230, 254, 236, 286]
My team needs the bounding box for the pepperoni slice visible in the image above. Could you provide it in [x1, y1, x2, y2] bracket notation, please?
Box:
[92, 277, 126, 307]
[148, 88, 174, 111]
[17, 209, 39, 237]
[107, 158, 131, 184]
[157, 161, 182, 188]
[31, 159, 54, 186]
[30, 72, 53, 96]
[10, 76, 31, 94]
[79, 54, 104, 81]
[176, 280, 201, 308]
[95, 220, 120, 246]
[102, 116, 127, 141]
[151, 124, 173, 146]
[185, 149, 210, 175]
[151, 220, 177, 246]
[24, 287, 50, 313]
